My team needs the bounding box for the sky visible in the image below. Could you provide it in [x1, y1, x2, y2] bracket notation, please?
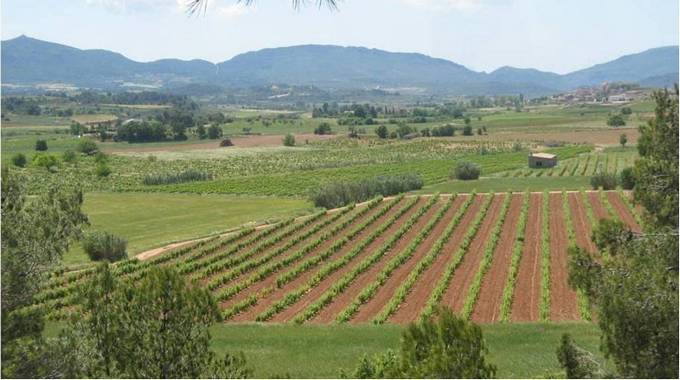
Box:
[2, 0, 678, 74]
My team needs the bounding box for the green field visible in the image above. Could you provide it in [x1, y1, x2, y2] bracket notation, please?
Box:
[63, 192, 314, 265]
[42, 321, 605, 378]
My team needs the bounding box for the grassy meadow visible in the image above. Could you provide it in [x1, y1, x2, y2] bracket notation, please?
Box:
[63, 192, 314, 265]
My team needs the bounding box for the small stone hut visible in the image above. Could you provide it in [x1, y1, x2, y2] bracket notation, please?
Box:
[528, 152, 557, 168]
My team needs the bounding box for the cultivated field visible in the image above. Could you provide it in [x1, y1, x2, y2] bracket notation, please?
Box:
[31, 190, 642, 324]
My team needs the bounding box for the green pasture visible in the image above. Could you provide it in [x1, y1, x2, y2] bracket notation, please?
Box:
[63, 192, 314, 265]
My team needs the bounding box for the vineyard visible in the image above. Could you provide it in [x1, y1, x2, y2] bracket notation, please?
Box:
[33, 190, 643, 324]
[499, 149, 636, 178]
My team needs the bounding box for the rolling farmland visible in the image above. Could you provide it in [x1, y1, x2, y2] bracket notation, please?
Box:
[33, 190, 642, 324]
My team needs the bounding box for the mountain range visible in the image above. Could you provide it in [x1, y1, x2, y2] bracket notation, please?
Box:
[1, 35, 678, 96]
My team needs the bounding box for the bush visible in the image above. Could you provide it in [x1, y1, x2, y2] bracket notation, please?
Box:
[453, 161, 481, 180]
[310, 173, 423, 209]
[143, 169, 212, 186]
[11, 153, 27, 168]
[76, 139, 99, 155]
[619, 167, 635, 190]
[396, 123, 415, 138]
[31, 153, 59, 169]
[82, 231, 127, 262]
[431, 124, 455, 137]
[219, 138, 234, 147]
[389, 131, 398, 139]
[94, 151, 108, 163]
[462, 125, 473, 136]
[35, 139, 48, 151]
[607, 114, 626, 127]
[375, 125, 388, 139]
[314, 122, 332, 135]
[62, 150, 77, 163]
[207, 125, 223, 139]
[590, 171, 618, 190]
[96, 163, 111, 178]
[283, 133, 296, 147]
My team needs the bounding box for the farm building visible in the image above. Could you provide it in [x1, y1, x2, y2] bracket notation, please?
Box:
[528, 152, 557, 168]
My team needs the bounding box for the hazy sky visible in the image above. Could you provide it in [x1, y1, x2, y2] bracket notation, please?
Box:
[2, 0, 678, 74]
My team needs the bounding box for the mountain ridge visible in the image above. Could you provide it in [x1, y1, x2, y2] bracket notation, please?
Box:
[2, 35, 677, 95]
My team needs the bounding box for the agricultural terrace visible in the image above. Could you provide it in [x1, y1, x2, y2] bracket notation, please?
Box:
[30, 190, 642, 324]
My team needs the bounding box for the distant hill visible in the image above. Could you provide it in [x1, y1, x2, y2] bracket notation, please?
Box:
[1, 35, 677, 95]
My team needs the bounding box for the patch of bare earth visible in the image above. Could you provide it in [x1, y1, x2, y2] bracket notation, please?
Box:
[387, 194, 484, 324]
[549, 193, 579, 321]
[278, 198, 447, 323]
[217, 202, 387, 311]
[606, 192, 642, 233]
[229, 197, 419, 322]
[470, 193, 523, 323]
[511, 193, 543, 322]
[439, 194, 505, 313]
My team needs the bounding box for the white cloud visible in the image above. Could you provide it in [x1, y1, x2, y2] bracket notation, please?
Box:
[401, 0, 511, 12]
[83, 0, 253, 17]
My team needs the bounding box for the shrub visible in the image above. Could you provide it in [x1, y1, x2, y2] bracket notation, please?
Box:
[76, 139, 99, 155]
[389, 131, 398, 139]
[82, 231, 127, 262]
[35, 139, 48, 151]
[310, 173, 423, 209]
[94, 151, 108, 163]
[607, 114, 626, 127]
[556, 334, 601, 379]
[31, 153, 59, 169]
[207, 125, 223, 139]
[11, 153, 27, 168]
[396, 123, 414, 138]
[431, 124, 455, 137]
[314, 122, 332, 135]
[62, 150, 77, 163]
[619, 167, 635, 190]
[462, 125, 473, 136]
[143, 169, 212, 186]
[453, 161, 481, 180]
[283, 133, 296, 147]
[375, 125, 388, 139]
[620, 107, 632, 115]
[96, 163, 111, 177]
[219, 138, 234, 147]
[590, 171, 618, 190]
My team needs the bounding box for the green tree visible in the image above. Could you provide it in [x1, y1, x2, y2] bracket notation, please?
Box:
[35, 139, 48, 151]
[462, 125, 473, 136]
[11, 153, 27, 167]
[196, 124, 207, 139]
[283, 133, 296, 146]
[207, 124, 223, 139]
[353, 308, 495, 378]
[60, 266, 251, 378]
[375, 125, 388, 139]
[1, 168, 87, 378]
[556, 334, 602, 378]
[76, 138, 99, 155]
[634, 87, 679, 228]
[619, 133, 627, 147]
[606, 114, 626, 127]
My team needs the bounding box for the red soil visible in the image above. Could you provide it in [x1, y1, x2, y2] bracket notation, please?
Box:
[218, 202, 387, 311]
[606, 192, 642, 233]
[278, 198, 448, 323]
[587, 192, 610, 220]
[315, 195, 474, 324]
[470, 193, 524, 323]
[387, 194, 484, 324]
[548, 193, 580, 321]
[439, 194, 506, 313]
[568, 193, 597, 254]
[511, 193, 543, 322]
[229, 197, 422, 322]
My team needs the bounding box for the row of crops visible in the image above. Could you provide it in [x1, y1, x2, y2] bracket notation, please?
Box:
[499, 149, 636, 178]
[18, 139, 589, 196]
[28, 190, 642, 324]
